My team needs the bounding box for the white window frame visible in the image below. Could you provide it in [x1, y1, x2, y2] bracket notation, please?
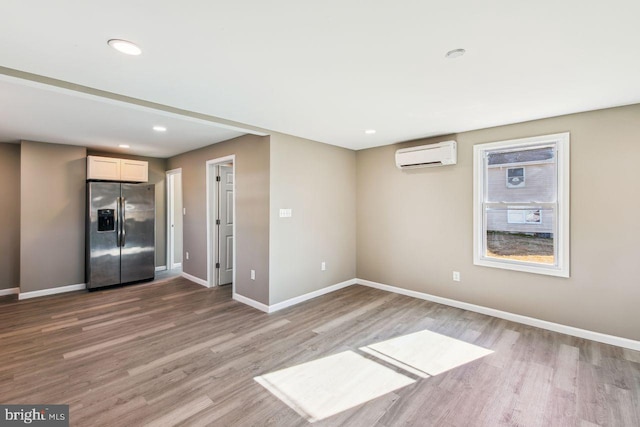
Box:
[473, 132, 570, 277]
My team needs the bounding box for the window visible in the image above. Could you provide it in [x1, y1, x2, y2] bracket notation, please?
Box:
[473, 133, 570, 277]
[507, 208, 541, 224]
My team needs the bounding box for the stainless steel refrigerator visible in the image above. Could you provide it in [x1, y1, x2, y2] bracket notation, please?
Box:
[86, 182, 155, 290]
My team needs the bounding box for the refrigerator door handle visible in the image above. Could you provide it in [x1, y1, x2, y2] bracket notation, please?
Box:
[116, 196, 123, 247]
[121, 197, 126, 247]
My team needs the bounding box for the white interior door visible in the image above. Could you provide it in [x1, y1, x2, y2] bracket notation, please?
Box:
[217, 165, 234, 285]
[171, 173, 183, 269]
[167, 170, 183, 270]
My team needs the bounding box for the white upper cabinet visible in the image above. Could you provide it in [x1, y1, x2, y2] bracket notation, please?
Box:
[120, 159, 149, 182]
[87, 156, 121, 180]
[87, 156, 148, 182]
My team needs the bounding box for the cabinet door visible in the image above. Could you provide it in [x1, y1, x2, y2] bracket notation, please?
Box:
[121, 159, 148, 182]
[87, 156, 121, 180]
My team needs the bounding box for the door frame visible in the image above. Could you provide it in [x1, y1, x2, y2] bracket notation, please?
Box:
[206, 155, 236, 291]
[166, 168, 183, 271]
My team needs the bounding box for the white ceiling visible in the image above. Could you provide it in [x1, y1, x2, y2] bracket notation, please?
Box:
[1, 0, 639, 156]
[0, 75, 250, 157]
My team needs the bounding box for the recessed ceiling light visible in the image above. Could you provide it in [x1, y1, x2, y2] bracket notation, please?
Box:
[119, 144, 130, 148]
[153, 126, 167, 132]
[445, 48, 466, 59]
[365, 129, 376, 135]
[107, 39, 142, 56]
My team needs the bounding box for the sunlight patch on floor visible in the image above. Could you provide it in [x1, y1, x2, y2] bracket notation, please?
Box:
[361, 329, 494, 376]
[254, 351, 415, 422]
[255, 329, 494, 422]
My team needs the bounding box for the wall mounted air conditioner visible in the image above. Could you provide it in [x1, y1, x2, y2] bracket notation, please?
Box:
[395, 140, 457, 169]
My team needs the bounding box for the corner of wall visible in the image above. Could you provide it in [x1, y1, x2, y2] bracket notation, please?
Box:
[268, 133, 357, 305]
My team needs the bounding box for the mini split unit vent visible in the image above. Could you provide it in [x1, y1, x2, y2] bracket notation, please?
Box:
[395, 140, 457, 169]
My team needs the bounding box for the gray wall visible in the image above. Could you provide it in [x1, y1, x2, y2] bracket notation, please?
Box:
[269, 133, 356, 305]
[20, 141, 86, 293]
[88, 151, 168, 267]
[0, 143, 20, 290]
[356, 104, 640, 341]
[167, 135, 270, 304]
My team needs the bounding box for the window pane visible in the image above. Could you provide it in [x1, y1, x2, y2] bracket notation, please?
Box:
[485, 206, 555, 265]
[474, 133, 569, 277]
[486, 147, 556, 203]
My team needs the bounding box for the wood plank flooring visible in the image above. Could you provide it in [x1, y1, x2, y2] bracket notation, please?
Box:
[1, 277, 639, 426]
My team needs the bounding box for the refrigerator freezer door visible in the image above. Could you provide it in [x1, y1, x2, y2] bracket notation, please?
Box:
[87, 182, 122, 289]
[120, 184, 155, 284]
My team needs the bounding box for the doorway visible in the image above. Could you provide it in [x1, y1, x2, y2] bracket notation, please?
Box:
[206, 156, 236, 289]
[166, 168, 183, 271]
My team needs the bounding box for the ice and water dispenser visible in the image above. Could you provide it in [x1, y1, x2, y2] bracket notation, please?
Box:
[97, 209, 115, 232]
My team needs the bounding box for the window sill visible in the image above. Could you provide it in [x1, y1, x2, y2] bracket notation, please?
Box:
[474, 256, 570, 278]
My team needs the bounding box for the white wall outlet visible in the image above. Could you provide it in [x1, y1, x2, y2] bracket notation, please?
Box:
[321, 262, 326, 271]
[279, 208, 292, 218]
[183, 208, 186, 215]
[251, 269, 255, 280]
[186, 252, 189, 260]
[453, 271, 461, 282]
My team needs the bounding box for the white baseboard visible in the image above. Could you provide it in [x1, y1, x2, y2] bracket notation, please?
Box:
[19, 283, 86, 300]
[231, 279, 357, 314]
[171, 263, 182, 269]
[233, 292, 269, 313]
[357, 278, 640, 352]
[181, 272, 209, 288]
[155, 265, 167, 272]
[268, 279, 357, 313]
[0, 287, 19, 297]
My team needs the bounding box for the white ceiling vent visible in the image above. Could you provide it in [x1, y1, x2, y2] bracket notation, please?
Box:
[395, 140, 457, 169]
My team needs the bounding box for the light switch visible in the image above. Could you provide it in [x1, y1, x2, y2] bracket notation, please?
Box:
[279, 208, 292, 218]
